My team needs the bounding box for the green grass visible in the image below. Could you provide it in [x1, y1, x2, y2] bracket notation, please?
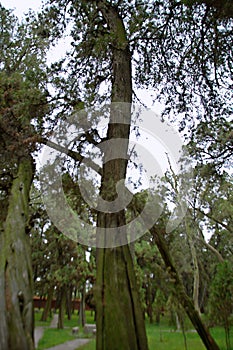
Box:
[147, 323, 233, 350]
[74, 322, 232, 350]
[37, 328, 78, 350]
[76, 340, 95, 350]
[35, 310, 96, 350]
[35, 310, 232, 350]
[147, 322, 205, 350]
[210, 327, 233, 350]
[34, 309, 52, 327]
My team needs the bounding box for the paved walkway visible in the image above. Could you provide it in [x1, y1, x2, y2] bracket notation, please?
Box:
[41, 339, 90, 350]
[35, 327, 44, 348]
[34, 314, 91, 350]
[50, 313, 58, 328]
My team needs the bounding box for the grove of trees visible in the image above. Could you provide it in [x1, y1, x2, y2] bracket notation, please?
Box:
[0, 1, 232, 350]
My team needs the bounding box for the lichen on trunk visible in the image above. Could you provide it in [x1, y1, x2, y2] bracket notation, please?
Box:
[95, 2, 148, 350]
[0, 155, 34, 350]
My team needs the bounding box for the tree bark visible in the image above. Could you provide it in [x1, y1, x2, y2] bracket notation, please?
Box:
[0, 155, 34, 350]
[146, 279, 154, 324]
[79, 283, 86, 327]
[95, 2, 148, 350]
[57, 287, 66, 329]
[150, 226, 220, 350]
[66, 287, 73, 321]
[41, 287, 54, 322]
[185, 218, 200, 314]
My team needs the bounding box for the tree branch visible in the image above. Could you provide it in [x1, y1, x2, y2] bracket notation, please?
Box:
[40, 137, 102, 176]
[189, 204, 232, 233]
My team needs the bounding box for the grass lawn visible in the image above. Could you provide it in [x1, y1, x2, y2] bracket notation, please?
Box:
[34, 309, 52, 327]
[74, 321, 233, 350]
[35, 310, 232, 350]
[35, 310, 96, 350]
[75, 324, 233, 350]
[37, 328, 79, 350]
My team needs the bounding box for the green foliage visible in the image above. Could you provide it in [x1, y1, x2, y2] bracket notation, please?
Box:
[0, 4, 50, 170]
[34, 311, 52, 327]
[31, 224, 89, 294]
[208, 260, 233, 349]
[208, 261, 233, 313]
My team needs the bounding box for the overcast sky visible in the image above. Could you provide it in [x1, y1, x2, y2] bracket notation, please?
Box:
[1, 0, 159, 108]
[1, 0, 43, 17]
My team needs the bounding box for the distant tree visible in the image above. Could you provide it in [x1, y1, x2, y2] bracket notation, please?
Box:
[134, 236, 167, 323]
[208, 260, 233, 350]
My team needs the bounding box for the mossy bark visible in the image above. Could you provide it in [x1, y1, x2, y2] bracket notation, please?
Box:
[0, 155, 34, 350]
[95, 2, 148, 350]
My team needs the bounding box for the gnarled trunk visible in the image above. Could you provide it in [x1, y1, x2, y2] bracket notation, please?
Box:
[0, 155, 34, 350]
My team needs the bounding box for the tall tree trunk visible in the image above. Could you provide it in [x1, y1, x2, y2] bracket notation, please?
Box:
[185, 218, 200, 314]
[79, 283, 86, 327]
[41, 286, 54, 322]
[146, 279, 154, 324]
[0, 155, 34, 350]
[57, 287, 66, 329]
[150, 226, 220, 350]
[66, 286, 72, 321]
[95, 2, 148, 350]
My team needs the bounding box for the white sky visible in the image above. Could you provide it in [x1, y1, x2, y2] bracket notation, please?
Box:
[0, 0, 161, 107]
[1, 0, 43, 17]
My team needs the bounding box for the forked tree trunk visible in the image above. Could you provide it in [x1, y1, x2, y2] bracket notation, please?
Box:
[0, 155, 34, 350]
[150, 226, 220, 350]
[95, 2, 148, 350]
